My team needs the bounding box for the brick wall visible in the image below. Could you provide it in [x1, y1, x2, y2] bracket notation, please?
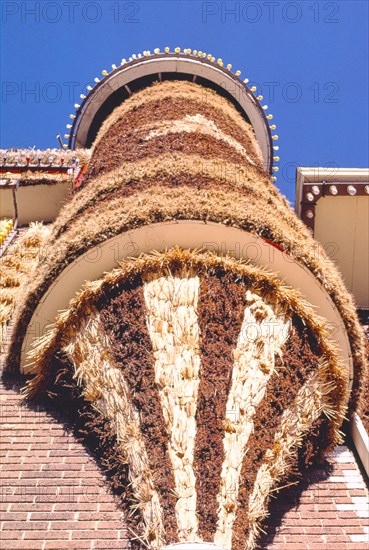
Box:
[259, 446, 369, 549]
[1, 377, 368, 550]
[0, 380, 129, 550]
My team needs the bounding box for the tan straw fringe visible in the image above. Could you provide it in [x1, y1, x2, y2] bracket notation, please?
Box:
[0, 222, 50, 350]
[63, 311, 166, 548]
[246, 366, 344, 549]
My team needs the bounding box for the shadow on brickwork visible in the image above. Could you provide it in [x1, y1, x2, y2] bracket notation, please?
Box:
[257, 459, 333, 548]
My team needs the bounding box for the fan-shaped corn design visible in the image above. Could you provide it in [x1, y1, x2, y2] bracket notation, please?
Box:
[21, 249, 347, 549]
[2, 61, 367, 550]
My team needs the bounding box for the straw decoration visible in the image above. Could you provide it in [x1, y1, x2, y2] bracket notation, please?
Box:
[9, 248, 349, 548]
[142, 114, 257, 166]
[143, 274, 201, 542]
[1, 53, 366, 550]
[214, 291, 291, 548]
[246, 366, 340, 549]
[64, 311, 165, 547]
[5, 79, 366, 416]
[0, 222, 50, 350]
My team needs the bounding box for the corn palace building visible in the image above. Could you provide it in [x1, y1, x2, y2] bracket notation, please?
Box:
[0, 48, 368, 550]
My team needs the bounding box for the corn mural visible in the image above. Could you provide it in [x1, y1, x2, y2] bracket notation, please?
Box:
[1, 51, 367, 550]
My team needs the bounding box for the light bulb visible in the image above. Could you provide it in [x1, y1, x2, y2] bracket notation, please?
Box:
[347, 185, 357, 195]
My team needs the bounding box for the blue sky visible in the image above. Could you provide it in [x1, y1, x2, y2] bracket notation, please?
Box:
[1, 0, 368, 201]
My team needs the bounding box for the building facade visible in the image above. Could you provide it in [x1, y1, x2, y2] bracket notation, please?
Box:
[1, 49, 368, 549]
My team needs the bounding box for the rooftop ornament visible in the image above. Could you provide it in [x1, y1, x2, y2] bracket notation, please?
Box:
[64, 47, 279, 181]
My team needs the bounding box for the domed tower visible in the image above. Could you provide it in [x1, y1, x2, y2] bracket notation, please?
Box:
[2, 49, 367, 550]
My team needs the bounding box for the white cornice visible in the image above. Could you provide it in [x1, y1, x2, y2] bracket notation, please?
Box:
[295, 167, 369, 216]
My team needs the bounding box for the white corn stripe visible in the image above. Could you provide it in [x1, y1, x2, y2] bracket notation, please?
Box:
[214, 291, 290, 549]
[144, 114, 256, 165]
[143, 275, 201, 542]
[246, 370, 327, 550]
[63, 312, 165, 548]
